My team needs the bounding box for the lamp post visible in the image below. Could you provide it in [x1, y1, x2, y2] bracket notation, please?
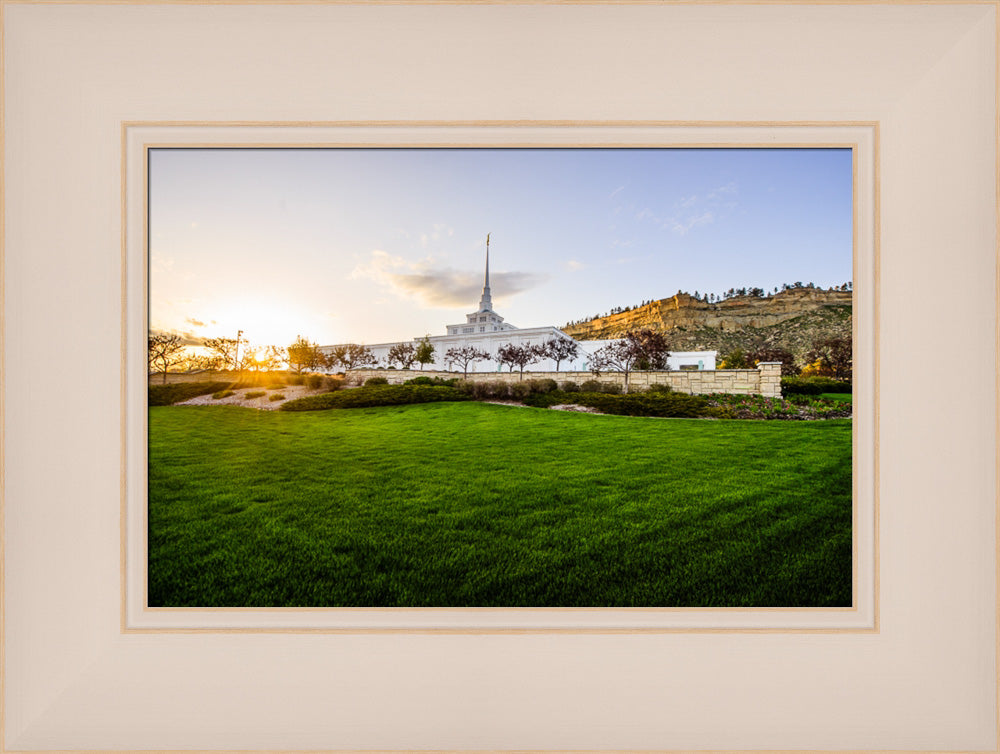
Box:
[235, 329, 243, 374]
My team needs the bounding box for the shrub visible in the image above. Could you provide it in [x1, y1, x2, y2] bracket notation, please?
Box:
[323, 375, 344, 392]
[573, 392, 708, 418]
[560, 380, 580, 392]
[211, 389, 235, 400]
[579, 379, 606, 393]
[457, 380, 509, 400]
[781, 376, 851, 395]
[704, 393, 852, 420]
[364, 376, 390, 386]
[524, 378, 558, 394]
[288, 374, 306, 386]
[509, 381, 532, 400]
[404, 376, 459, 387]
[268, 393, 286, 401]
[304, 374, 327, 389]
[646, 382, 674, 394]
[243, 391, 266, 399]
[522, 390, 709, 417]
[148, 381, 231, 406]
[281, 384, 470, 411]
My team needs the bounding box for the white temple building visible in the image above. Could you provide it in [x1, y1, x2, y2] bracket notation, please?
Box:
[322, 241, 716, 374]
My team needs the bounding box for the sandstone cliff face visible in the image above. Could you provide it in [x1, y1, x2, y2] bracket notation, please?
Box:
[563, 288, 852, 362]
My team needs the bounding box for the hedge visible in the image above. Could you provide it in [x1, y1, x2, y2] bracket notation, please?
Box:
[280, 384, 470, 411]
[148, 381, 231, 406]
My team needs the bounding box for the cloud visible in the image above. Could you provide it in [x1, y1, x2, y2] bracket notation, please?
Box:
[419, 223, 455, 249]
[186, 317, 206, 328]
[707, 181, 737, 199]
[609, 185, 625, 199]
[565, 260, 586, 271]
[353, 249, 547, 308]
[665, 211, 714, 235]
[150, 328, 204, 346]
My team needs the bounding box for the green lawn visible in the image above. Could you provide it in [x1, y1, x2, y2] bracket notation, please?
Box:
[820, 392, 852, 402]
[148, 403, 852, 607]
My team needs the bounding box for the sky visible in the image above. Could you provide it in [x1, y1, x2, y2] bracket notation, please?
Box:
[149, 147, 852, 349]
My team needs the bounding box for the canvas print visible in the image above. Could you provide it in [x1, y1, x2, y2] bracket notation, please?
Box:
[147, 147, 853, 608]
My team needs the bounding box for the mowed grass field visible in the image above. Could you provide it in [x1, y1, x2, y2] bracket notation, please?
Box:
[148, 403, 852, 607]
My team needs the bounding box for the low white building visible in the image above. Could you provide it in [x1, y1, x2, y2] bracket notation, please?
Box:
[322, 245, 715, 374]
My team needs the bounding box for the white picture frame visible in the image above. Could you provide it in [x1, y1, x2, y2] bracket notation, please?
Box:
[3, 2, 996, 751]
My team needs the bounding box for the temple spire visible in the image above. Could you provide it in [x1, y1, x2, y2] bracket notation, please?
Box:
[478, 233, 493, 311]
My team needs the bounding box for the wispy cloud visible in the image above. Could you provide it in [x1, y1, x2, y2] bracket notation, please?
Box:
[353, 250, 547, 308]
[565, 260, 587, 271]
[186, 317, 206, 328]
[665, 211, 714, 235]
[658, 181, 739, 235]
[150, 327, 204, 346]
[419, 223, 455, 249]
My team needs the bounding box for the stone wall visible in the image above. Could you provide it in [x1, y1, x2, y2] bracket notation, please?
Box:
[349, 362, 782, 398]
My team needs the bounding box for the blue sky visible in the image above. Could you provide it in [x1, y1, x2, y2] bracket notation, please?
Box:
[149, 147, 852, 348]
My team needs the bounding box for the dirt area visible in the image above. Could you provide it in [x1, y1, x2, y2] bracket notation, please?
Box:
[549, 404, 601, 413]
[177, 385, 327, 410]
[483, 400, 601, 414]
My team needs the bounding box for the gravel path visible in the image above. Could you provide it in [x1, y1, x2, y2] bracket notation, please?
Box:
[177, 385, 327, 410]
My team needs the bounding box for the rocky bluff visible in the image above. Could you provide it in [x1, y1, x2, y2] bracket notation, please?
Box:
[563, 287, 852, 363]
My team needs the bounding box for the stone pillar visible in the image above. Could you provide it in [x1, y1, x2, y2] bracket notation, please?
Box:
[757, 362, 782, 398]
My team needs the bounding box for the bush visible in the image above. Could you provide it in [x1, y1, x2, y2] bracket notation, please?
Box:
[364, 376, 390, 386]
[268, 393, 286, 401]
[243, 391, 266, 399]
[579, 380, 622, 394]
[148, 381, 231, 406]
[560, 380, 580, 392]
[457, 380, 509, 400]
[323, 375, 344, 392]
[521, 390, 709, 417]
[646, 382, 674, 394]
[304, 374, 326, 389]
[579, 379, 607, 393]
[574, 392, 708, 417]
[509, 381, 532, 400]
[281, 384, 470, 411]
[781, 376, 851, 395]
[404, 376, 459, 387]
[212, 389, 235, 400]
[705, 393, 852, 420]
[524, 378, 558, 394]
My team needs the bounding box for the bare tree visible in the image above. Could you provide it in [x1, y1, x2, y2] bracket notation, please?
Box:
[445, 346, 489, 379]
[148, 333, 187, 383]
[203, 337, 240, 372]
[261, 345, 287, 372]
[328, 344, 377, 371]
[387, 342, 417, 370]
[496, 342, 541, 380]
[538, 337, 579, 372]
[589, 329, 671, 393]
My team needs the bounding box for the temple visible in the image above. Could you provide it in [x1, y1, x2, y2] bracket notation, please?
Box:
[321, 237, 716, 374]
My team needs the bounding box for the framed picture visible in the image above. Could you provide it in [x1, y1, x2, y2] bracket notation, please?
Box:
[127, 125, 876, 633]
[3, 2, 996, 752]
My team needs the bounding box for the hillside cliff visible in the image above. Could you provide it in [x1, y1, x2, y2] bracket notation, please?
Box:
[563, 288, 852, 362]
